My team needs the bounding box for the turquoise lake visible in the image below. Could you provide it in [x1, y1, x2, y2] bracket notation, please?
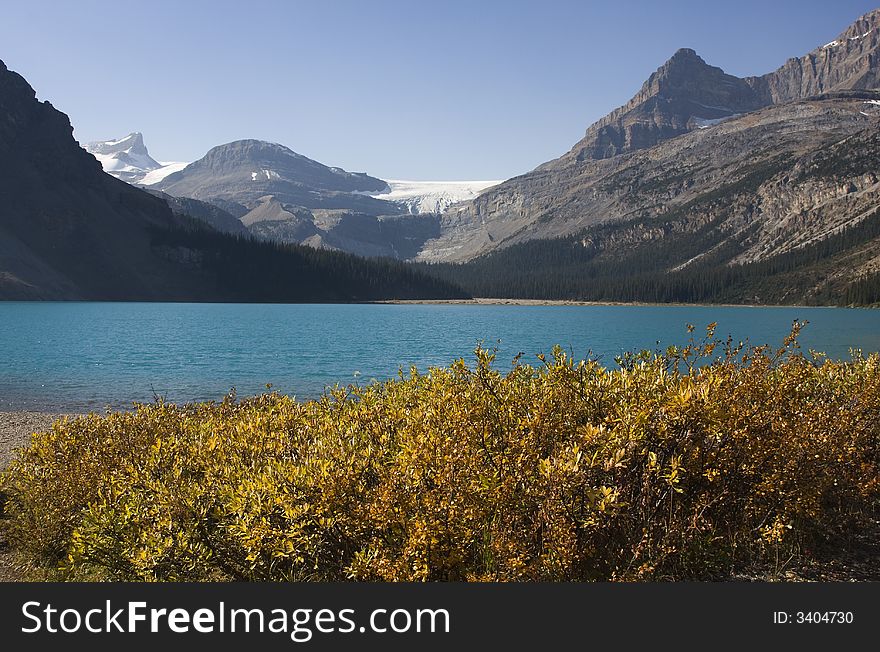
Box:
[1, 302, 879, 411]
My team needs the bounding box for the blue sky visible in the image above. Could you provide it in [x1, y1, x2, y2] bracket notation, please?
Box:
[1, 1, 877, 179]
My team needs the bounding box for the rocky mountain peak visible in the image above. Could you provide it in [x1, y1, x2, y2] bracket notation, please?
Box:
[156, 138, 389, 209]
[86, 132, 148, 156]
[660, 47, 705, 70]
[197, 139, 303, 172]
[84, 132, 162, 183]
[557, 10, 880, 165]
[561, 47, 765, 162]
[643, 48, 713, 95]
[425, 9, 880, 266]
[644, 47, 759, 106]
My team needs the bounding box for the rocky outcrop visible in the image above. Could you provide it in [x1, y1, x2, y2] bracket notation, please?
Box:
[748, 9, 880, 103]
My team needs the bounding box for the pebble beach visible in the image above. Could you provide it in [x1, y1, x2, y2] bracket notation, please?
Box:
[0, 411, 73, 581]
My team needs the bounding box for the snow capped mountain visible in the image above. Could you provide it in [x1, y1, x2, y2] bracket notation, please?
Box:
[83, 133, 497, 214]
[366, 179, 502, 214]
[84, 132, 187, 185]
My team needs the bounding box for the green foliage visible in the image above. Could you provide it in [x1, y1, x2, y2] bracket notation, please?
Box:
[3, 325, 879, 581]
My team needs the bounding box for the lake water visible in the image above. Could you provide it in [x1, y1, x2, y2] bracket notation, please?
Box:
[1, 302, 878, 411]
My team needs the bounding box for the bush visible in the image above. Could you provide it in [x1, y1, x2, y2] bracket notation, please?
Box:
[2, 324, 878, 581]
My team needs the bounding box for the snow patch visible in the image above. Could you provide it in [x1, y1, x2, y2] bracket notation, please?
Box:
[823, 29, 872, 49]
[692, 114, 741, 129]
[252, 169, 280, 181]
[360, 179, 502, 214]
[139, 162, 189, 185]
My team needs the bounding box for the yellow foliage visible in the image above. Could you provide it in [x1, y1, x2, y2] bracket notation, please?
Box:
[1, 323, 878, 581]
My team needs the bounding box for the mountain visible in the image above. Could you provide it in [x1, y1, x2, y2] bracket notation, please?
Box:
[0, 60, 465, 301]
[84, 132, 185, 185]
[155, 139, 393, 213]
[153, 139, 469, 257]
[416, 9, 880, 268]
[563, 10, 880, 166]
[422, 94, 880, 304]
[0, 61, 201, 299]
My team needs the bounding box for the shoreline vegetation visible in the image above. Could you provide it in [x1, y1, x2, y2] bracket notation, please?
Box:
[0, 297, 874, 308]
[370, 298, 850, 308]
[1, 324, 878, 582]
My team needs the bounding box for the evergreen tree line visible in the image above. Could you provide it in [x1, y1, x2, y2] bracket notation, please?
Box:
[149, 224, 469, 302]
[844, 272, 880, 306]
[416, 208, 880, 306]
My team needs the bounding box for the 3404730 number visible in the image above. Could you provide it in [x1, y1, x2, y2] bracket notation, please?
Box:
[796, 612, 854, 624]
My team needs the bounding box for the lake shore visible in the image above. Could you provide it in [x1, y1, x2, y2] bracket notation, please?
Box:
[0, 411, 73, 470]
[370, 298, 831, 308]
[0, 411, 74, 581]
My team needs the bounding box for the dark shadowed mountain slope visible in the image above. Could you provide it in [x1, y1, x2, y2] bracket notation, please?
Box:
[142, 189, 249, 236]
[0, 59, 205, 300]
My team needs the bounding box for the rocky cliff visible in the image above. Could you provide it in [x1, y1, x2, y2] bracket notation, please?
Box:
[748, 10, 880, 103]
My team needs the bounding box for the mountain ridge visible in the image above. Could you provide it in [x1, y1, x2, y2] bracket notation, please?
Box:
[417, 8, 880, 265]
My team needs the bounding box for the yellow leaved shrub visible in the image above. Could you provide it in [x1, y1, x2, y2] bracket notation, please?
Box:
[2, 323, 878, 581]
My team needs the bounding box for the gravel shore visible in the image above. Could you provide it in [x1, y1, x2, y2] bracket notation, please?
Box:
[0, 411, 74, 582]
[0, 411, 72, 469]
